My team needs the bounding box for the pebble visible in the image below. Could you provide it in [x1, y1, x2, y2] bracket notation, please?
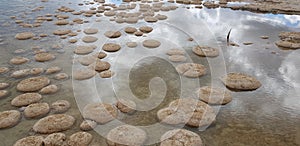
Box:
[107, 125, 146, 146]
[139, 26, 153, 33]
[43, 133, 67, 146]
[53, 29, 71, 35]
[168, 55, 186, 62]
[144, 16, 158, 22]
[11, 69, 30, 78]
[104, 31, 122, 38]
[192, 46, 219, 57]
[157, 98, 216, 127]
[0, 110, 21, 129]
[16, 76, 50, 92]
[0, 83, 9, 89]
[83, 103, 118, 124]
[80, 120, 97, 131]
[10, 56, 29, 65]
[142, 39, 161, 48]
[24, 102, 50, 118]
[13, 136, 44, 146]
[82, 36, 98, 43]
[160, 129, 203, 146]
[11, 93, 42, 107]
[83, 28, 98, 34]
[124, 27, 137, 34]
[0, 67, 9, 74]
[166, 48, 185, 55]
[197, 86, 232, 105]
[68, 132, 93, 146]
[116, 99, 136, 114]
[34, 52, 55, 62]
[46, 66, 62, 74]
[73, 68, 97, 80]
[74, 45, 96, 55]
[30, 68, 44, 75]
[99, 70, 115, 78]
[54, 73, 69, 80]
[40, 84, 59, 94]
[0, 90, 9, 99]
[126, 42, 138, 48]
[176, 63, 206, 78]
[51, 100, 71, 114]
[221, 73, 262, 91]
[134, 31, 143, 36]
[102, 43, 121, 52]
[15, 32, 34, 40]
[33, 114, 75, 134]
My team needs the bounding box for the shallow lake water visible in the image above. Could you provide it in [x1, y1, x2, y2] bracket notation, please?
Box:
[0, 0, 300, 145]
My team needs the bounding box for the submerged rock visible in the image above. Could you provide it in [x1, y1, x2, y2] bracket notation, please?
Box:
[83, 103, 118, 124]
[99, 70, 115, 78]
[196, 86, 232, 105]
[55, 73, 69, 80]
[160, 129, 203, 146]
[10, 56, 29, 65]
[126, 42, 137, 48]
[73, 68, 97, 80]
[116, 98, 136, 114]
[0, 90, 9, 99]
[102, 43, 121, 52]
[80, 120, 97, 131]
[166, 48, 185, 55]
[16, 76, 50, 92]
[40, 84, 58, 94]
[192, 46, 219, 57]
[33, 114, 75, 134]
[11, 69, 30, 78]
[107, 125, 146, 146]
[68, 132, 93, 146]
[221, 73, 262, 91]
[34, 52, 55, 62]
[176, 63, 206, 78]
[124, 27, 137, 34]
[0, 67, 9, 74]
[0, 110, 21, 129]
[0, 82, 9, 89]
[83, 28, 98, 34]
[142, 39, 161, 48]
[46, 66, 62, 74]
[104, 31, 122, 38]
[168, 55, 186, 62]
[13, 136, 44, 146]
[15, 32, 34, 40]
[139, 26, 153, 33]
[24, 102, 50, 118]
[157, 98, 216, 127]
[43, 133, 67, 146]
[11, 93, 42, 107]
[51, 100, 71, 114]
[82, 36, 98, 43]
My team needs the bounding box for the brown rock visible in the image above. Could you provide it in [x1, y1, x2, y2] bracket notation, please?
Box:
[17, 76, 50, 92]
[51, 100, 71, 114]
[33, 114, 75, 134]
[24, 102, 50, 118]
[0, 110, 21, 129]
[11, 93, 42, 107]
[176, 63, 206, 78]
[221, 73, 262, 91]
[83, 103, 118, 124]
